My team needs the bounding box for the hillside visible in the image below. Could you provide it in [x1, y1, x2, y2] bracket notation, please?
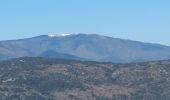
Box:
[0, 33, 170, 62]
[0, 57, 170, 100]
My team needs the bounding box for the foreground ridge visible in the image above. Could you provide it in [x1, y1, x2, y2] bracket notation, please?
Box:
[0, 57, 170, 100]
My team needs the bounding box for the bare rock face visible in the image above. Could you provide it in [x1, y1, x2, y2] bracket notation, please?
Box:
[0, 57, 170, 100]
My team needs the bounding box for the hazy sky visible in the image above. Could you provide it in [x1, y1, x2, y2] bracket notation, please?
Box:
[0, 0, 170, 45]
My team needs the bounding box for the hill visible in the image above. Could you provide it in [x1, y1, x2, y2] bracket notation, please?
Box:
[0, 57, 170, 100]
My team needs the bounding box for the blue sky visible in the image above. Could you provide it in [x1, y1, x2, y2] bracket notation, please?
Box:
[0, 0, 170, 45]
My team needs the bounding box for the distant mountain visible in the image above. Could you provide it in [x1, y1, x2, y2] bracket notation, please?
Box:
[0, 54, 9, 60]
[0, 33, 170, 62]
[0, 57, 170, 99]
[39, 50, 81, 60]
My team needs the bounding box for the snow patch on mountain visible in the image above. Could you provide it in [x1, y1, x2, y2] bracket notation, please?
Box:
[48, 33, 80, 37]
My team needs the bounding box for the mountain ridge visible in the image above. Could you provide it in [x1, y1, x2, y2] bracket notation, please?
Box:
[1, 33, 169, 47]
[0, 33, 170, 63]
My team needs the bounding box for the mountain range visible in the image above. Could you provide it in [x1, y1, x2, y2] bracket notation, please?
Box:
[0, 33, 170, 63]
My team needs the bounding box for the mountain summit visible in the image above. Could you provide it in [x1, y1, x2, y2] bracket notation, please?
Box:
[0, 33, 170, 62]
[48, 33, 82, 37]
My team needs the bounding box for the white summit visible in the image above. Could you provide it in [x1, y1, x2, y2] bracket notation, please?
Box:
[48, 33, 80, 37]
